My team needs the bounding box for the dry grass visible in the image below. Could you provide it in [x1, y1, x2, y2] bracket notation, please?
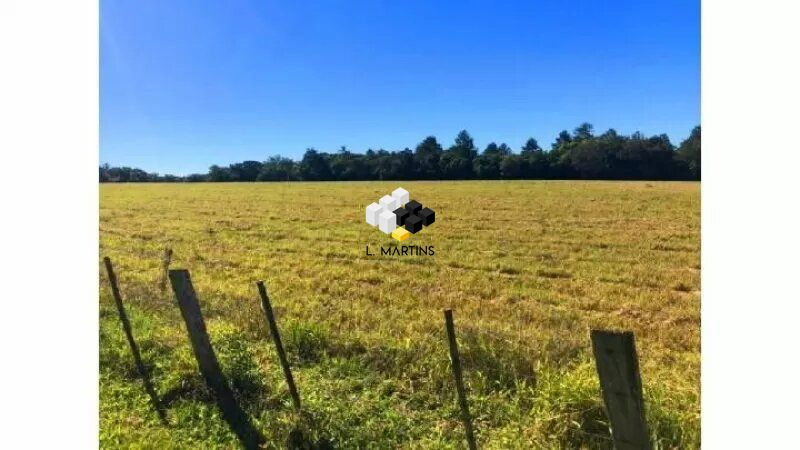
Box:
[100, 180, 700, 448]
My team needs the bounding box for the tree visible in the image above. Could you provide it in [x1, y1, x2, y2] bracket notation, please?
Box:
[257, 156, 296, 181]
[599, 128, 619, 140]
[186, 173, 208, 182]
[208, 165, 233, 182]
[441, 130, 478, 179]
[564, 139, 607, 179]
[414, 136, 443, 179]
[395, 148, 415, 180]
[677, 126, 701, 180]
[229, 160, 263, 181]
[330, 147, 367, 181]
[440, 152, 472, 179]
[500, 154, 526, 179]
[547, 131, 575, 177]
[98, 125, 700, 183]
[553, 130, 572, 150]
[573, 122, 594, 142]
[474, 142, 497, 178]
[99, 163, 110, 182]
[474, 142, 510, 179]
[298, 148, 332, 181]
[453, 130, 477, 156]
[521, 138, 541, 154]
[517, 138, 548, 178]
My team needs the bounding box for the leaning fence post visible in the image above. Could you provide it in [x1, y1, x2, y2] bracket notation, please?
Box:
[590, 330, 651, 450]
[103, 257, 168, 425]
[444, 309, 478, 450]
[168, 269, 264, 449]
[256, 280, 302, 411]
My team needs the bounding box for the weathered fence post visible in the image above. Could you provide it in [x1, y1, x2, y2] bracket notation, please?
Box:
[103, 257, 168, 425]
[256, 281, 302, 411]
[168, 269, 264, 449]
[444, 309, 478, 450]
[159, 248, 173, 291]
[590, 330, 651, 450]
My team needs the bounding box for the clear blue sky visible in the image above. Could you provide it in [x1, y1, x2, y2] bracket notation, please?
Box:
[101, 0, 699, 175]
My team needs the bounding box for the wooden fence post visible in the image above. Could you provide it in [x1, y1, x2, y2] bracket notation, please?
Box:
[444, 309, 478, 450]
[103, 257, 168, 425]
[168, 269, 264, 449]
[590, 330, 651, 450]
[256, 281, 302, 411]
[159, 248, 173, 291]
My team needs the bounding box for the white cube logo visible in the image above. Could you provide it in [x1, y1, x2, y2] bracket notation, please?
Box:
[379, 195, 398, 212]
[378, 209, 397, 234]
[391, 187, 409, 206]
[365, 202, 382, 227]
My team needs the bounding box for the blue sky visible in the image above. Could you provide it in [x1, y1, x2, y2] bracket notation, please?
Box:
[101, 0, 699, 175]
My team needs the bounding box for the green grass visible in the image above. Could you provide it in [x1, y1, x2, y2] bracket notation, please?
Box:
[100, 180, 700, 448]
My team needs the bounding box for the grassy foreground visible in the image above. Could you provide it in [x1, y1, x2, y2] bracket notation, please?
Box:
[99, 181, 700, 448]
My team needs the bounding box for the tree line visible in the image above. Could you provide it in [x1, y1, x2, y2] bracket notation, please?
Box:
[100, 123, 700, 182]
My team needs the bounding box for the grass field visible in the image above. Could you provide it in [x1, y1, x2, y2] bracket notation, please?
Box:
[99, 180, 700, 448]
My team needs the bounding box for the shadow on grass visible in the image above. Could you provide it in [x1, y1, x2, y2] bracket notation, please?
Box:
[286, 429, 334, 450]
[561, 404, 613, 449]
[458, 327, 537, 392]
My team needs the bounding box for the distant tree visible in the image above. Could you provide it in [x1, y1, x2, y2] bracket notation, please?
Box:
[546, 131, 574, 177]
[643, 134, 678, 179]
[440, 152, 472, 179]
[229, 160, 263, 181]
[455, 130, 475, 150]
[551, 130, 572, 151]
[615, 133, 675, 179]
[330, 147, 367, 181]
[298, 148, 332, 181]
[257, 156, 296, 181]
[104, 166, 121, 181]
[599, 128, 619, 140]
[573, 122, 594, 142]
[560, 129, 679, 180]
[474, 142, 498, 178]
[208, 164, 233, 182]
[100, 163, 110, 182]
[500, 154, 526, 179]
[98, 125, 700, 183]
[519, 138, 548, 178]
[186, 173, 208, 182]
[521, 138, 541, 154]
[677, 126, 701, 180]
[367, 149, 395, 180]
[395, 148, 415, 179]
[474, 142, 510, 179]
[566, 140, 609, 179]
[414, 136, 443, 179]
[441, 130, 478, 179]
[546, 123, 597, 178]
[128, 168, 150, 182]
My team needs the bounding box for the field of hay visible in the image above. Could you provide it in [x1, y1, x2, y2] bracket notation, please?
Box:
[99, 180, 700, 448]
